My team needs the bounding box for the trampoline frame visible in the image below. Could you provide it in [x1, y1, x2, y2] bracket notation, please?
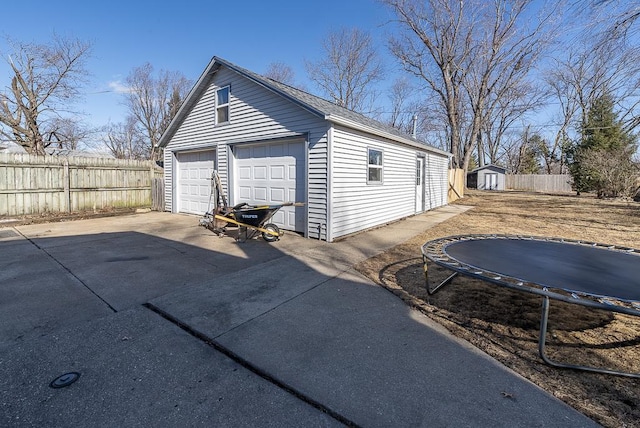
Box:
[421, 234, 640, 378]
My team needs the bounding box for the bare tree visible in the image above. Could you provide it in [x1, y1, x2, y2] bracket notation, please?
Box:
[263, 62, 307, 91]
[385, 0, 557, 173]
[386, 0, 469, 164]
[481, 80, 546, 166]
[264, 62, 296, 85]
[581, 146, 639, 198]
[464, 1, 557, 170]
[305, 28, 384, 113]
[384, 77, 440, 142]
[47, 117, 94, 151]
[545, 31, 640, 175]
[543, 57, 581, 174]
[561, 38, 639, 128]
[123, 63, 192, 160]
[102, 117, 146, 160]
[0, 35, 91, 155]
[501, 127, 544, 173]
[590, 1, 640, 38]
[387, 77, 415, 132]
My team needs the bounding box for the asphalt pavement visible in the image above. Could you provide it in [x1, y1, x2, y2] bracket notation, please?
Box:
[0, 206, 600, 427]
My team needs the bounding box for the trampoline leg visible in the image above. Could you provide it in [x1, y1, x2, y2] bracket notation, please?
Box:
[538, 296, 554, 366]
[538, 296, 640, 378]
[423, 255, 458, 295]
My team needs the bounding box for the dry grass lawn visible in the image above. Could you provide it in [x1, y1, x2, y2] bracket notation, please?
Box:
[355, 190, 640, 428]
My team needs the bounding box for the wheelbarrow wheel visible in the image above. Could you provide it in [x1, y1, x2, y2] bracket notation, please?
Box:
[262, 223, 280, 242]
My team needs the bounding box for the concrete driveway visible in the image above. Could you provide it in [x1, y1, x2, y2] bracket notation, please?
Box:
[0, 209, 598, 427]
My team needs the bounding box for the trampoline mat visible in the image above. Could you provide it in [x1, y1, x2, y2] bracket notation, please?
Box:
[444, 238, 640, 302]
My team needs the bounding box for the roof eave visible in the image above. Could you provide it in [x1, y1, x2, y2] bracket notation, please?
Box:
[470, 164, 506, 173]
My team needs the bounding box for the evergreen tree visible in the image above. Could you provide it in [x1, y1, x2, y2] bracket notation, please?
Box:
[566, 93, 636, 195]
[582, 94, 630, 151]
[521, 134, 544, 174]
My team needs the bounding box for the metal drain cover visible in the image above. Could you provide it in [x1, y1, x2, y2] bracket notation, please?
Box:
[50, 372, 80, 388]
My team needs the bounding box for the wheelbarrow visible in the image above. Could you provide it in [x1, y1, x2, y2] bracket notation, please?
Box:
[200, 202, 304, 242]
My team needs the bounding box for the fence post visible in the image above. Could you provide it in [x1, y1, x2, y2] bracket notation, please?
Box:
[63, 159, 71, 212]
[150, 161, 154, 209]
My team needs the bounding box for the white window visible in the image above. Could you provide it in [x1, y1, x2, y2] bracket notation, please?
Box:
[216, 86, 230, 124]
[367, 148, 383, 184]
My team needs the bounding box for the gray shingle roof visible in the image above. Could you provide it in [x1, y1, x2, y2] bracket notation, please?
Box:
[469, 164, 506, 173]
[159, 56, 449, 157]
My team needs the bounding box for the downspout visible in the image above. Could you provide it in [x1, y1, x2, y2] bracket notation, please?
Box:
[326, 125, 333, 242]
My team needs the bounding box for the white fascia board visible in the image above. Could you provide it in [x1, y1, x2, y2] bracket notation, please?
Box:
[325, 114, 452, 158]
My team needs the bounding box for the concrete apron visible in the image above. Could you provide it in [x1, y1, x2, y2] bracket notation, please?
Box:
[1, 207, 598, 427]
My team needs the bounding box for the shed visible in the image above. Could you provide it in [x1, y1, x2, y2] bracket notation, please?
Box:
[467, 165, 506, 191]
[158, 57, 451, 242]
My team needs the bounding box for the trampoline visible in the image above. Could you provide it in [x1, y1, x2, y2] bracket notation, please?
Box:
[421, 234, 640, 378]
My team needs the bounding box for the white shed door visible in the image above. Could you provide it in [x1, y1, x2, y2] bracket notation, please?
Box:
[234, 141, 305, 232]
[177, 150, 216, 215]
[416, 157, 424, 213]
[485, 173, 498, 190]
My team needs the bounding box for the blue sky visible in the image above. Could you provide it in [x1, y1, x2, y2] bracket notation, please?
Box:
[0, 0, 396, 129]
[2, 0, 638, 151]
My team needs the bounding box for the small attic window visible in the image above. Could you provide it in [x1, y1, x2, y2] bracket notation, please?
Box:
[216, 86, 230, 124]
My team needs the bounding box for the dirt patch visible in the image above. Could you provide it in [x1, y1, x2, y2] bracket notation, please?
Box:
[356, 190, 640, 428]
[0, 207, 142, 228]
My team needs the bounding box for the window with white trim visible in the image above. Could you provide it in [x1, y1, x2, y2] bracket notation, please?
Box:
[215, 86, 230, 124]
[367, 148, 383, 184]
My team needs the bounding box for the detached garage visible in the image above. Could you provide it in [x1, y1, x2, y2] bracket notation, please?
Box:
[158, 57, 451, 242]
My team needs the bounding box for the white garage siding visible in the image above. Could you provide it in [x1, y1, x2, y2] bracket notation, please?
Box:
[232, 140, 306, 232]
[330, 126, 417, 240]
[163, 149, 173, 212]
[175, 150, 216, 215]
[163, 66, 330, 239]
[425, 152, 449, 210]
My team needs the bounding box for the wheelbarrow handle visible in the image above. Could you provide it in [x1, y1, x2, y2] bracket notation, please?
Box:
[282, 202, 305, 207]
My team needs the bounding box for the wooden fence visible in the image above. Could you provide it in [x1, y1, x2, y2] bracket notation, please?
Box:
[448, 168, 465, 203]
[0, 153, 164, 216]
[151, 178, 165, 212]
[505, 174, 572, 193]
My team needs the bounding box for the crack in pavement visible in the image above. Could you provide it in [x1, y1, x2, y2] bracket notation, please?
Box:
[13, 227, 118, 314]
[143, 302, 359, 428]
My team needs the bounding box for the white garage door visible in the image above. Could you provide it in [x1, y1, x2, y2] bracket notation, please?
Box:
[177, 150, 216, 215]
[234, 141, 305, 232]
